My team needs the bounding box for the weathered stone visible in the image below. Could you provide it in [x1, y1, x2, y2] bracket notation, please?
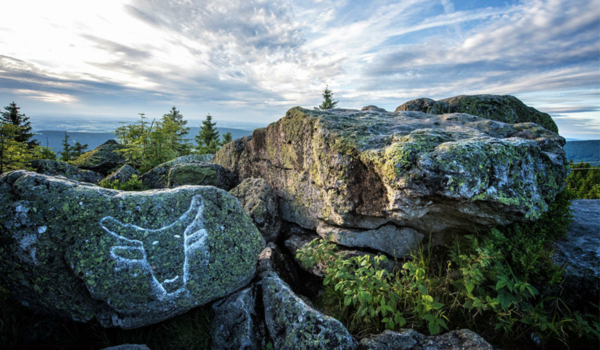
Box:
[396, 95, 558, 133]
[361, 105, 388, 113]
[195, 153, 215, 162]
[0, 170, 263, 329]
[230, 178, 282, 242]
[72, 140, 127, 175]
[101, 345, 151, 350]
[262, 272, 357, 350]
[211, 285, 267, 350]
[140, 155, 234, 190]
[104, 164, 139, 184]
[357, 329, 492, 350]
[29, 159, 104, 184]
[257, 243, 306, 293]
[553, 199, 600, 308]
[214, 107, 567, 253]
[317, 222, 423, 258]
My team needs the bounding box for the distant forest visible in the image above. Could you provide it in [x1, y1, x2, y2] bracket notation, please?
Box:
[33, 127, 253, 156]
[563, 140, 600, 164]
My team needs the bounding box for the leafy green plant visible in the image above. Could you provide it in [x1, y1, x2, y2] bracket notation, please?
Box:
[297, 191, 599, 349]
[99, 175, 146, 191]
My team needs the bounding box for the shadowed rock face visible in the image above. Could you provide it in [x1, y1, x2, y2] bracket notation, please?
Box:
[72, 140, 127, 176]
[30, 159, 104, 184]
[0, 170, 263, 329]
[357, 329, 492, 350]
[104, 164, 139, 184]
[396, 95, 558, 133]
[214, 106, 567, 251]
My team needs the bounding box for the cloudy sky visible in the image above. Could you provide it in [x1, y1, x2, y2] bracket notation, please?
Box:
[0, 0, 598, 138]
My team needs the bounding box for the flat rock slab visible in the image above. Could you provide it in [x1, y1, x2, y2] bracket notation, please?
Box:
[0, 170, 263, 329]
[357, 329, 492, 350]
[553, 199, 600, 303]
[215, 106, 567, 254]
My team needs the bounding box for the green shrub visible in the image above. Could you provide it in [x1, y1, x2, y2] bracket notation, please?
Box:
[297, 191, 599, 349]
[567, 162, 600, 199]
[99, 174, 146, 191]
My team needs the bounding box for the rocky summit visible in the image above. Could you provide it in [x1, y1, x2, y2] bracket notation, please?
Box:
[0, 170, 263, 329]
[396, 94, 558, 133]
[214, 105, 568, 252]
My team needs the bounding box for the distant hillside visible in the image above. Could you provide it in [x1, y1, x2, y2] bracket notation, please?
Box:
[564, 140, 600, 164]
[33, 127, 254, 155]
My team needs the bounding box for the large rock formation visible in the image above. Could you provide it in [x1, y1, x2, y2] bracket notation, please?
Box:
[0, 170, 263, 329]
[72, 140, 127, 176]
[262, 272, 357, 350]
[230, 178, 282, 243]
[30, 159, 104, 184]
[214, 106, 567, 252]
[140, 155, 235, 190]
[396, 95, 558, 133]
[357, 329, 492, 350]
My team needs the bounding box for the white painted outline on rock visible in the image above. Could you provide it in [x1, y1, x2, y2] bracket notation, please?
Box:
[99, 195, 209, 301]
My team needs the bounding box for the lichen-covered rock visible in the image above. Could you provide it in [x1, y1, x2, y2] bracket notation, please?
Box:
[317, 222, 423, 258]
[101, 345, 151, 350]
[553, 199, 600, 308]
[29, 159, 104, 184]
[72, 140, 127, 176]
[262, 272, 357, 350]
[257, 242, 308, 294]
[357, 329, 492, 350]
[214, 107, 567, 252]
[211, 285, 267, 350]
[230, 178, 282, 242]
[140, 155, 234, 190]
[104, 164, 139, 184]
[0, 170, 264, 329]
[396, 95, 558, 133]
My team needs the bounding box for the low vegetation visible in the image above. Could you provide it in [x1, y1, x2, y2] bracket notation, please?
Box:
[98, 175, 147, 191]
[567, 162, 600, 199]
[297, 190, 599, 349]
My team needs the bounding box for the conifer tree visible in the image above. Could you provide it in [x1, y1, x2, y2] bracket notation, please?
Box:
[162, 106, 190, 154]
[1, 102, 39, 147]
[221, 132, 233, 145]
[315, 85, 338, 110]
[73, 141, 88, 158]
[60, 132, 73, 162]
[195, 114, 220, 154]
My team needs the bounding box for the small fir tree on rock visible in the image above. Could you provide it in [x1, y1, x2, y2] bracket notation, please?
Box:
[315, 85, 339, 110]
[60, 132, 73, 162]
[1, 102, 39, 147]
[221, 132, 233, 146]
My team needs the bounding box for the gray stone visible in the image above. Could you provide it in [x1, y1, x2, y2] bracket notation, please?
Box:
[553, 199, 600, 306]
[140, 155, 234, 190]
[257, 242, 305, 293]
[72, 139, 127, 176]
[230, 178, 282, 242]
[361, 105, 388, 113]
[30, 159, 103, 184]
[396, 94, 558, 133]
[101, 345, 151, 350]
[262, 272, 357, 350]
[104, 164, 139, 184]
[0, 170, 263, 329]
[317, 222, 423, 258]
[211, 285, 267, 350]
[214, 106, 567, 254]
[357, 329, 492, 350]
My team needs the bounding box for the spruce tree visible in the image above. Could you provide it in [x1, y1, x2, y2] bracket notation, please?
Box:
[162, 106, 190, 154]
[221, 132, 233, 145]
[73, 141, 88, 158]
[315, 85, 339, 110]
[60, 132, 73, 162]
[1, 102, 39, 147]
[195, 114, 220, 154]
